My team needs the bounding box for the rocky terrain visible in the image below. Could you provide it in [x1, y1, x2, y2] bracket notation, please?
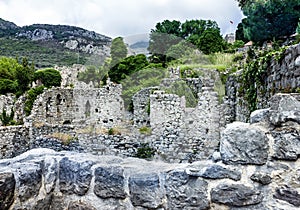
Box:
[0, 18, 111, 67]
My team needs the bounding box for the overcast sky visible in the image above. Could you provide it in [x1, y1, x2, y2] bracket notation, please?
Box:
[0, 0, 244, 39]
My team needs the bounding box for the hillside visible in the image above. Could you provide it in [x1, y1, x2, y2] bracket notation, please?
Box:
[0, 18, 112, 67]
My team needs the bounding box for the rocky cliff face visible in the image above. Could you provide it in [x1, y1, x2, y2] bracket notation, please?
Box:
[0, 18, 111, 67]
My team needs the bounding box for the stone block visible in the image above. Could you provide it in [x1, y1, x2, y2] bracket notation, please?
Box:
[273, 186, 300, 207]
[59, 157, 93, 195]
[211, 183, 263, 207]
[129, 173, 164, 209]
[272, 128, 300, 160]
[220, 122, 269, 165]
[165, 170, 209, 210]
[94, 166, 126, 199]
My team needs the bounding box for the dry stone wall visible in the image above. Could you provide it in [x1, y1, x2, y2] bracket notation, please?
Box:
[225, 43, 300, 122]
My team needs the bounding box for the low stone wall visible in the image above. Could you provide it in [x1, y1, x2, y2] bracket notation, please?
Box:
[0, 125, 30, 159]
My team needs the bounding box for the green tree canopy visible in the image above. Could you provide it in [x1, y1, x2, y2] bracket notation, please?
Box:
[238, 0, 300, 42]
[110, 37, 127, 67]
[109, 54, 149, 83]
[149, 19, 224, 61]
[33, 68, 62, 88]
[0, 56, 34, 95]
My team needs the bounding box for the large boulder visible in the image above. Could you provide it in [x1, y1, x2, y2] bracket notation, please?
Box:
[269, 94, 300, 126]
[220, 122, 269, 165]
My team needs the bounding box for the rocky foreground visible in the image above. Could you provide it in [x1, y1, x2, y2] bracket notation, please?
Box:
[0, 94, 300, 210]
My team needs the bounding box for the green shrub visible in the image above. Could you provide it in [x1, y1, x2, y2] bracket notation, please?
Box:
[33, 68, 62, 88]
[0, 79, 18, 94]
[24, 86, 45, 116]
[135, 143, 156, 159]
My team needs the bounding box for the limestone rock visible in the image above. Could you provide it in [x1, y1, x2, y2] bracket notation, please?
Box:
[43, 157, 58, 193]
[165, 170, 209, 210]
[272, 128, 300, 160]
[211, 183, 263, 207]
[295, 55, 300, 67]
[189, 164, 241, 181]
[249, 108, 270, 124]
[273, 186, 300, 207]
[269, 94, 300, 126]
[220, 122, 269, 165]
[129, 173, 164, 209]
[94, 166, 126, 199]
[0, 173, 15, 210]
[68, 201, 97, 210]
[250, 172, 272, 185]
[59, 157, 93, 195]
[16, 163, 42, 202]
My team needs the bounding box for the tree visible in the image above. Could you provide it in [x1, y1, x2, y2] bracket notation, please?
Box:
[148, 20, 183, 65]
[240, 0, 300, 42]
[109, 54, 149, 83]
[149, 19, 224, 62]
[297, 18, 300, 34]
[197, 28, 226, 54]
[15, 57, 34, 94]
[33, 68, 62, 88]
[110, 37, 127, 67]
[235, 19, 249, 42]
[166, 40, 195, 60]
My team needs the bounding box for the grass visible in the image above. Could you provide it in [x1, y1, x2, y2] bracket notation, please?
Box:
[139, 126, 152, 135]
[49, 132, 74, 145]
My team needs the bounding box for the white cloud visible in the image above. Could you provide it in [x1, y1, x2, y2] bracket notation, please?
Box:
[0, 0, 244, 38]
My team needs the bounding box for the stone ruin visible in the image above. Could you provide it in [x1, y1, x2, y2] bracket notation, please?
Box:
[0, 43, 300, 209]
[0, 92, 299, 209]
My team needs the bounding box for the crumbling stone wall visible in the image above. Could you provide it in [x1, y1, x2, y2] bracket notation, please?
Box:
[0, 94, 15, 126]
[0, 125, 29, 158]
[29, 82, 124, 128]
[1, 93, 300, 210]
[225, 43, 300, 122]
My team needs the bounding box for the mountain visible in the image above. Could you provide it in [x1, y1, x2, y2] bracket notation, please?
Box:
[0, 18, 112, 67]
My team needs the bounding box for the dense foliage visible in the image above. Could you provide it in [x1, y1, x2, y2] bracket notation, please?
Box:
[33, 68, 62, 88]
[149, 19, 225, 63]
[24, 85, 45, 116]
[237, 0, 300, 43]
[0, 57, 34, 95]
[109, 54, 149, 83]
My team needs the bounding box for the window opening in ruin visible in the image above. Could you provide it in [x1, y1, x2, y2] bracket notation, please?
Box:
[56, 94, 62, 105]
[85, 100, 91, 118]
[95, 108, 99, 113]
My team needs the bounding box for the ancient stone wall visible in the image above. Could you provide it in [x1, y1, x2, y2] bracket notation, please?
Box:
[225, 43, 300, 122]
[0, 94, 15, 126]
[29, 82, 124, 128]
[1, 93, 300, 210]
[0, 125, 29, 159]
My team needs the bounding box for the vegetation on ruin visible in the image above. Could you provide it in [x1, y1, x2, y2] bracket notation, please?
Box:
[139, 126, 152, 135]
[24, 85, 45, 116]
[134, 143, 156, 159]
[0, 108, 16, 126]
